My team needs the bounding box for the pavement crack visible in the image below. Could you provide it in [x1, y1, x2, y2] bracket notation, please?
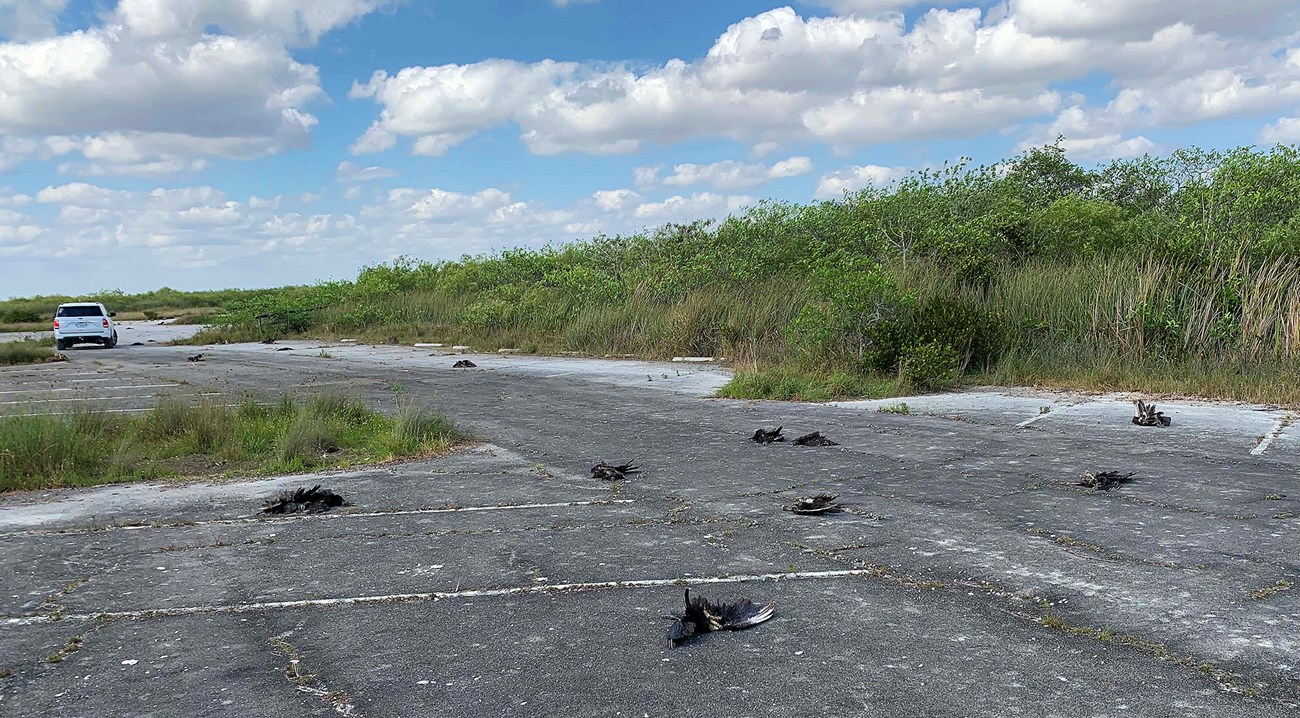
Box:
[269, 635, 365, 717]
[1249, 578, 1293, 601]
[43, 615, 115, 666]
[1027, 528, 1197, 571]
[1053, 483, 1262, 521]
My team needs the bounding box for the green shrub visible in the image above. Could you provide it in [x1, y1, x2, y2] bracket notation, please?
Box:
[899, 340, 960, 390]
[458, 298, 515, 329]
[864, 296, 1003, 373]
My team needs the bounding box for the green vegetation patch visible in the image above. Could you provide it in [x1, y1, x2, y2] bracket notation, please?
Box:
[15, 142, 1300, 405]
[717, 367, 903, 402]
[0, 395, 465, 493]
[0, 338, 64, 366]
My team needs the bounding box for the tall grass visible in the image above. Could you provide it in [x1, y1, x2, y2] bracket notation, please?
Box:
[0, 338, 62, 365]
[0, 395, 465, 492]
[32, 143, 1300, 404]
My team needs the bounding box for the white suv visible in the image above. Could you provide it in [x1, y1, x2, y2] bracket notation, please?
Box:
[54, 302, 118, 350]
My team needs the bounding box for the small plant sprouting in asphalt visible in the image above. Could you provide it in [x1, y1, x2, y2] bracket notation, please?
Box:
[878, 402, 911, 415]
[1251, 579, 1293, 601]
[1040, 405, 1052, 414]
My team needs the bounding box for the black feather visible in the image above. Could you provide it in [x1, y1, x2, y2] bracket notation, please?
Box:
[793, 431, 838, 447]
[785, 493, 842, 514]
[1132, 400, 1171, 427]
[591, 461, 640, 481]
[751, 426, 785, 444]
[262, 485, 347, 514]
[1076, 471, 1138, 492]
[665, 588, 775, 647]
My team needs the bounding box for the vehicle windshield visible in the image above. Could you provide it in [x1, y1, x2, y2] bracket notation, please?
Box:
[56, 306, 105, 318]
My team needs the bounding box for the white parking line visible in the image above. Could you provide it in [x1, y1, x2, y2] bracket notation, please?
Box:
[1251, 413, 1295, 456]
[0, 391, 221, 405]
[6, 499, 638, 536]
[1, 569, 879, 626]
[0, 383, 173, 395]
[2, 402, 252, 418]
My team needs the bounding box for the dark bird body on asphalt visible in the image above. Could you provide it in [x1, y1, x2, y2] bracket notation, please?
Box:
[1132, 400, 1171, 427]
[751, 427, 785, 444]
[1076, 471, 1138, 492]
[665, 588, 776, 647]
[186, 353, 204, 362]
[453, 360, 477, 368]
[785, 493, 842, 514]
[793, 431, 838, 447]
[262, 485, 348, 514]
[591, 461, 639, 481]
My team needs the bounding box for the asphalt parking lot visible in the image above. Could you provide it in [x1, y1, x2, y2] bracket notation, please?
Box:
[1, 337, 1298, 716]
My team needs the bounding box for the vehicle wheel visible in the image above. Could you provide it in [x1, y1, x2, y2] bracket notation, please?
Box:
[106, 332, 117, 349]
[55, 339, 66, 351]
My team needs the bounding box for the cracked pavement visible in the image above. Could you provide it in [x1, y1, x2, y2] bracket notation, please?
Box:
[1, 338, 1298, 716]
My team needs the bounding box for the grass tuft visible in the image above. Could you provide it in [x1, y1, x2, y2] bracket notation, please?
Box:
[0, 396, 464, 492]
[0, 338, 64, 365]
[717, 366, 902, 402]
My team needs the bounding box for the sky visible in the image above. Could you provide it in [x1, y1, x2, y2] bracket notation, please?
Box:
[0, 0, 1298, 298]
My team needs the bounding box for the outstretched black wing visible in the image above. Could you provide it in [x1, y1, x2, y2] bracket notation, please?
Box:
[1077, 471, 1137, 491]
[716, 597, 776, 630]
[785, 493, 841, 514]
[793, 431, 838, 446]
[666, 589, 775, 647]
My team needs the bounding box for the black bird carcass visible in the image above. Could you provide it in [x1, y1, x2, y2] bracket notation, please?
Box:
[452, 360, 477, 368]
[591, 461, 639, 481]
[186, 353, 204, 362]
[1075, 471, 1137, 492]
[793, 431, 838, 447]
[751, 427, 785, 444]
[262, 485, 347, 514]
[665, 588, 776, 647]
[1132, 400, 1171, 427]
[784, 493, 842, 514]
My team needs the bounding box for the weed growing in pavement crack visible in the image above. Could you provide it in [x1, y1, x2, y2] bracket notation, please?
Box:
[1250, 579, 1293, 601]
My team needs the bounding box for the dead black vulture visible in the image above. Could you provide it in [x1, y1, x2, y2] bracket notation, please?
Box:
[1076, 471, 1138, 492]
[262, 485, 347, 514]
[1132, 400, 1171, 427]
[666, 588, 775, 648]
[751, 427, 785, 444]
[186, 353, 204, 362]
[261, 338, 278, 344]
[591, 461, 639, 481]
[130, 342, 144, 346]
[793, 431, 838, 447]
[276, 347, 294, 351]
[453, 360, 477, 368]
[784, 493, 842, 514]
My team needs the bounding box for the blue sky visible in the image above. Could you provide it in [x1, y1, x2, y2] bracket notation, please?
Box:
[1, 0, 1298, 298]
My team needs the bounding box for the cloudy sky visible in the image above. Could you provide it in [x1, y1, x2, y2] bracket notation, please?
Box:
[1, 0, 1298, 298]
